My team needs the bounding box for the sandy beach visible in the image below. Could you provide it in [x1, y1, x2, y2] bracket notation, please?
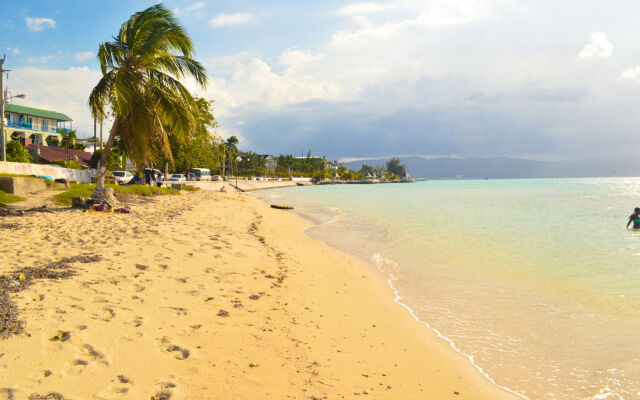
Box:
[0, 190, 519, 400]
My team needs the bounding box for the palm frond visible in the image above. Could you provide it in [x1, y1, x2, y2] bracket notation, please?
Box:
[153, 55, 208, 86]
[88, 71, 115, 120]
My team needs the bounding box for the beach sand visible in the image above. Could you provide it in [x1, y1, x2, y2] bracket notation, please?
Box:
[0, 190, 519, 399]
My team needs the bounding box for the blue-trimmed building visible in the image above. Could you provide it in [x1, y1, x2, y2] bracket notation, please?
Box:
[3, 104, 73, 146]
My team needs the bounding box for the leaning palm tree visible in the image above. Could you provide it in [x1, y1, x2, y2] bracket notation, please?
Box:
[89, 4, 207, 205]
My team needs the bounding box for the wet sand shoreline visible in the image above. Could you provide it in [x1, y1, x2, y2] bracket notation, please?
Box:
[0, 190, 518, 399]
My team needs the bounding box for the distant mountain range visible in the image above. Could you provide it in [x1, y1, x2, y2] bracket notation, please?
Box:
[345, 156, 640, 179]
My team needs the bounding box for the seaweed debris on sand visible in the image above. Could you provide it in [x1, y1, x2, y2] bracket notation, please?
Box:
[0, 255, 102, 338]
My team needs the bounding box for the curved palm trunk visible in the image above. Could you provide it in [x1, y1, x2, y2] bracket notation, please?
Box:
[91, 117, 120, 207]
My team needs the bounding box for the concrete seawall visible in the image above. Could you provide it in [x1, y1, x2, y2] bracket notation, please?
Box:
[0, 161, 91, 183]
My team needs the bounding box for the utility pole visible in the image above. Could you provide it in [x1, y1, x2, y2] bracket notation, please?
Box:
[0, 55, 6, 162]
[99, 120, 103, 150]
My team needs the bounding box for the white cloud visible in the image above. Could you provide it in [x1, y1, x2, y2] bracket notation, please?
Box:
[334, 0, 496, 27]
[335, 2, 386, 16]
[210, 13, 254, 28]
[25, 17, 56, 32]
[620, 66, 640, 83]
[69, 66, 91, 72]
[27, 55, 55, 64]
[198, 56, 339, 111]
[8, 46, 21, 55]
[203, 0, 500, 111]
[278, 49, 325, 70]
[577, 32, 613, 60]
[74, 52, 94, 62]
[173, 2, 206, 17]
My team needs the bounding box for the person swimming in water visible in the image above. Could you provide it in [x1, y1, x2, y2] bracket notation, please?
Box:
[627, 208, 640, 229]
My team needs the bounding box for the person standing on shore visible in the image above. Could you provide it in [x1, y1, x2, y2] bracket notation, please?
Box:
[627, 208, 640, 229]
[144, 170, 151, 186]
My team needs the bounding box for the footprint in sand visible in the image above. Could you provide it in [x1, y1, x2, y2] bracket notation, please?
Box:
[0, 388, 16, 400]
[166, 345, 190, 360]
[79, 344, 110, 366]
[169, 307, 188, 316]
[152, 381, 177, 400]
[101, 307, 116, 322]
[96, 374, 132, 398]
[158, 338, 191, 361]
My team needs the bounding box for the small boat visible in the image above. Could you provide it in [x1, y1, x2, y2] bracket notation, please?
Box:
[271, 204, 294, 210]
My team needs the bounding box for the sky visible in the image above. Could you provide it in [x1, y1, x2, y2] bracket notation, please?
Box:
[2, 0, 640, 161]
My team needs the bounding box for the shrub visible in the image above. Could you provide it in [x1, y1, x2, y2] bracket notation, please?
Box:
[51, 160, 83, 169]
[6, 141, 31, 163]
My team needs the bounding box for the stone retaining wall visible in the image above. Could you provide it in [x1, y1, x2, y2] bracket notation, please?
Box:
[0, 176, 49, 195]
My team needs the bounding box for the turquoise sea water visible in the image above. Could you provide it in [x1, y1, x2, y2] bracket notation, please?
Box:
[255, 178, 640, 400]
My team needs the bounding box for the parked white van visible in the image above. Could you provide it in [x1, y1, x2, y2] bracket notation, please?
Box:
[191, 168, 211, 181]
[112, 170, 134, 185]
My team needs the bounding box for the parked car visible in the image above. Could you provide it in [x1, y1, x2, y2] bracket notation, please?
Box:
[169, 174, 186, 182]
[211, 175, 221, 181]
[113, 170, 134, 185]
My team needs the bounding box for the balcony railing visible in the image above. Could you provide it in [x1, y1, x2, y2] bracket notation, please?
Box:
[5, 120, 63, 134]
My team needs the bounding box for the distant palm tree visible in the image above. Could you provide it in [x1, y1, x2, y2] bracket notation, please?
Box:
[225, 136, 239, 156]
[224, 136, 239, 177]
[88, 4, 207, 202]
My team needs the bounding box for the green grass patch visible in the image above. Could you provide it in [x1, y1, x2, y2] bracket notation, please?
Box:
[52, 183, 95, 204]
[0, 189, 26, 206]
[111, 184, 179, 196]
[181, 185, 198, 192]
[52, 183, 181, 205]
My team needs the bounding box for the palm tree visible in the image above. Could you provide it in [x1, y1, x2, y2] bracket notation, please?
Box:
[224, 136, 239, 177]
[88, 4, 207, 203]
[225, 136, 239, 156]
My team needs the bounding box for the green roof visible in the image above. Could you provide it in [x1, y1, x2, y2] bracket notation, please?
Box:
[5, 104, 72, 122]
